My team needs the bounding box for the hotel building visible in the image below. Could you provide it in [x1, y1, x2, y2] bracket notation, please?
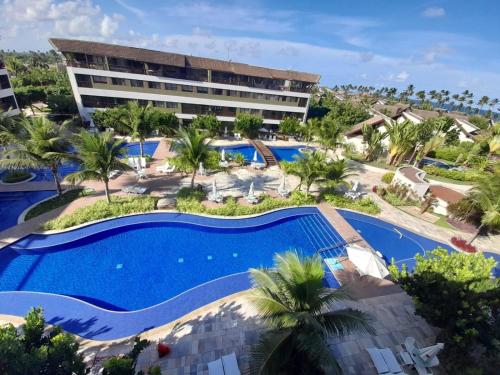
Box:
[49, 39, 320, 127]
[0, 60, 20, 117]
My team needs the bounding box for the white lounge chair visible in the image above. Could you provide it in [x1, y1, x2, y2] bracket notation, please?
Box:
[137, 169, 148, 180]
[219, 160, 229, 168]
[246, 194, 259, 204]
[208, 359, 225, 375]
[345, 181, 363, 200]
[122, 185, 147, 195]
[234, 133, 242, 140]
[156, 162, 176, 174]
[221, 353, 241, 375]
[208, 192, 223, 203]
[403, 337, 439, 375]
[108, 170, 121, 179]
[250, 162, 265, 170]
[367, 347, 407, 375]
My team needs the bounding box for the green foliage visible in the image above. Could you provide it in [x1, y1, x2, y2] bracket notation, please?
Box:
[1, 170, 31, 183]
[278, 116, 301, 135]
[391, 248, 500, 373]
[192, 114, 221, 136]
[468, 115, 490, 130]
[92, 108, 125, 130]
[176, 188, 315, 216]
[434, 145, 466, 162]
[103, 357, 134, 375]
[147, 366, 162, 375]
[0, 307, 85, 375]
[174, 127, 212, 187]
[43, 196, 158, 230]
[47, 94, 78, 114]
[316, 116, 344, 151]
[323, 193, 381, 214]
[324, 158, 357, 184]
[285, 150, 328, 194]
[249, 251, 374, 374]
[423, 165, 482, 182]
[381, 172, 395, 184]
[361, 124, 386, 161]
[25, 188, 91, 221]
[320, 97, 370, 129]
[148, 110, 178, 137]
[234, 113, 263, 139]
[232, 152, 246, 166]
[204, 150, 222, 171]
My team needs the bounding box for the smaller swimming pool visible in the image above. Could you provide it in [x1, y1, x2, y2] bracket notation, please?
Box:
[215, 145, 263, 162]
[215, 144, 313, 163]
[0, 190, 57, 232]
[120, 141, 159, 157]
[270, 146, 314, 162]
[419, 158, 453, 170]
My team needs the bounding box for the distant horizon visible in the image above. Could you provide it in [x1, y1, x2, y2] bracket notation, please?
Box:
[1, 0, 499, 99]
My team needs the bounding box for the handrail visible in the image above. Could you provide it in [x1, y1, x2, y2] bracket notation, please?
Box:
[249, 140, 278, 167]
[316, 236, 360, 254]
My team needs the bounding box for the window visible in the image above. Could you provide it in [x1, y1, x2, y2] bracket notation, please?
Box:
[75, 74, 92, 88]
[111, 77, 126, 86]
[240, 91, 251, 98]
[226, 90, 238, 97]
[182, 85, 193, 92]
[196, 86, 209, 94]
[165, 83, 177, 91]
[154, 101, 165, 108]
[130, 80, 144, 88]
[298, 98, 308, 107]
[138, 99, 149, 106]
[92, 76, 108, 84]
[165, 102, 178, 109]
[212, 88, 223, 95]
[148, 81, 161, 89]
[0, 75, 11, 89]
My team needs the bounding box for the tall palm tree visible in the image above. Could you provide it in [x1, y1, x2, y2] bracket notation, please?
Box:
[316, 117, 344, 154]
[286, 150, 327, 196]
[249, 251, 374, 375]
[117, 101, 156, 158]
[65, 132, 131, 203]
[361, 124, 386, 161]
[0, 117, 73, 195]
[478, 96, 490, 113]
[416, 90, 426, 106]
[416, 134, 446, 163]
[325, 158, 357, 185]
[0, 115, 23, 146]
[385, 121, 417, 166]
[174, 127, 211, 188]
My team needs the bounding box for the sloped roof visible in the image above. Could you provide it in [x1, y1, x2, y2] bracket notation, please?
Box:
[372, 103, 410, 118]
[399, 166, 426, 183]
[429, 185, 465, 203]
[346, 115, 385, 136]
[49, 38, 320, 83]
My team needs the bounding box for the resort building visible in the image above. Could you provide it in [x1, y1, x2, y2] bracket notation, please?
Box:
[49, 39, 320, 127]
[0, 60, 20, 117]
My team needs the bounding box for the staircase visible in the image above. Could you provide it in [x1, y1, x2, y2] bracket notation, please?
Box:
[250, 140, 278, 167]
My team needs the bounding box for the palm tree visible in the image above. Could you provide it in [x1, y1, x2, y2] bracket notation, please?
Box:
[300, 118, 320, 143]
[174, 127, 211, 188]
[0, 117, 72, 195]
[65, 132, 131, 203]
[316, 117, 344, 154]
[478, 96, 490, 113]
[286, 150, 327, 196]
[488, 135, 500, 156]
[325, 158, 357, 185]
[249, 251, 374, 375]
[0, 115, 23, 146]
[361, 124, 386, 161]
[416, 134, 446, 164]
[117, 101, 156, 158]
[385, 121, 417, 166]
[416, 90, 426, 106]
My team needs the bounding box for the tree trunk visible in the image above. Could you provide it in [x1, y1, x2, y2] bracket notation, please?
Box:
[51, 166, 62, 195]
[139, 141, 145, 158]
[468, 224, 484, 245]
[409, 147, 419, 165]
[104, 180, 111, 204]
[190, 170, 196, 188]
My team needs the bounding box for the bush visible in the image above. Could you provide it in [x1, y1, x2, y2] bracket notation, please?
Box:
[43, 196, 158, 230]
[381, 172, 394, 184]
[1, 170, 32, 183]
[323, 193, 380, 215]
[434, 146, 463, 162]
[234, 113, 263, 139]
[176, 188, 315, 216]
[423, 165, 481, 182]
[232, 152, 246, 166]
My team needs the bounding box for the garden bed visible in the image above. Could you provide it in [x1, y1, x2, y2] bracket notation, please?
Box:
[25, 188, 91, 221]
[1, 171, 34, 184]
[322, 193, 380, 215]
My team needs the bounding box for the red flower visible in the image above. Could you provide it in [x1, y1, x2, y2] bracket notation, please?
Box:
[157, 343, 171, 358]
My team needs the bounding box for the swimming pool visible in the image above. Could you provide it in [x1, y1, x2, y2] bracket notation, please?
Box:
[0, 191, 57, 232]
[0, 208, 342, 312]
[215, 144, 263, 162]
[0, 141, 159, 183]
[215, 144, 312, 163]
[270, 146, 314, 162]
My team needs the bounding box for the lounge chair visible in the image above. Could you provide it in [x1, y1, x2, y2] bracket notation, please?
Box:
[234, 133, 242, 140]
[108, 170, 121, 179]
[345, 181, 363, 200]
[250, 162, 265, 170]
[367, 347, 407, 375]
[246, 194, 259, 204]
[122, 185, 147, 195]
[403, 337, 438, 375]
[219, 160, 229, 168]
[156, 162, 176, 174]
[137, 169, 148, 180]
[277, 186, 290, 197]
[208, 192, 223, 203]
[208, 353, 241, 375]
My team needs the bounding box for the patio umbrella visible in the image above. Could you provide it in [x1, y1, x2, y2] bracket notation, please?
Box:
[224, 126, 228, 136]
[279, 174, 287, 191]
[248, 182, 255, 197]
[198, 162, 205, 176]
[259, 127, 269, 133]
[253, 151, 258, 162]
[221, 149, 226, 162]
[212, 180, 217, 196]
[418, 343, 444, 363]
[346, 245, 389, 279]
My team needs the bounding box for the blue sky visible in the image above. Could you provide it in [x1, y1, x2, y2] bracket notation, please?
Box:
[1, 0, 499, 99]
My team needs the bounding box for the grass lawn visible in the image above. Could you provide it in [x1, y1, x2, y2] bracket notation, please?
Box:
[433, 215, 455, 230]
[25, 188, 93, 221]
[426, 175, 473, 186]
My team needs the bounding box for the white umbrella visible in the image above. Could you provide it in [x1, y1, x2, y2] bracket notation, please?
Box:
[346, 245, 389, 279]
[252, 151, 258, 162]
[259, 127, 269, 133]
[279, 174, 287, 191]
[224, 126, 228, 136]
[221, 149, 226, 162]
[418, 343, 444, 363]
[248, 182, 255, 197]
[212, 180, 217, 196]
[198, 162, 205, 176]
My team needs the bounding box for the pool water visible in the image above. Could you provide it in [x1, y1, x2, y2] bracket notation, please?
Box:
[215, 145, 263, 162]
[215, 144, 313, 163]
[120, 141, 159, 157]
[270, 146, 314, 162]
[0, 210, 343, 311]
[0, 191, 57, 232]
[419, 158, 453, 170]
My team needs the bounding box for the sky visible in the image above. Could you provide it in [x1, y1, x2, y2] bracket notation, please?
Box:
[1, 0, 499, 100]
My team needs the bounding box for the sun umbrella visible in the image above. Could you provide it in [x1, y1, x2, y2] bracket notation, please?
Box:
[346, 245, 389, 279]
[198, 162, 205, 176]
[221, 149, 226, 162]
[279, 174, 287, 191]
[419, 343, 444, 363]
[253, 151, 258, 162]
[224, 126, 228, 136]
[212, 180, 217, 196]
[248, 181, 255, 197]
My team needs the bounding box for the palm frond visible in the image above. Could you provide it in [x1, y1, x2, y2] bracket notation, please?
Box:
[249, 329, 294, 375]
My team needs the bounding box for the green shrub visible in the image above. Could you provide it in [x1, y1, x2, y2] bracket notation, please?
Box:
[423, 165, 481, 182]
[381, 172, 395, 184]
[434, 146, 463, 162]
[383, 192, 414, 206]
[232, 152, 246, 166]
[2, 170, 32, 183]
[43, 196, 158, 230]
[323, 193, 380, 215]
[176, 189, 315, 216]
[102, 357, 134, 375]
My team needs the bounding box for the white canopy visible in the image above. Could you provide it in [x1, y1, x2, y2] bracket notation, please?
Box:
[198, 162, 205, 175]
[419, 343, 444, 363]
[279, 174, 286, 191]
[212, 180, 217, 196]
[346, 245, 389, 279]
[221, 149, 226, 161]
[252, 151, 258, 162]
[248, 181, 255, 197]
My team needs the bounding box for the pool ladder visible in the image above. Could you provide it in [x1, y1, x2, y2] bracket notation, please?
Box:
[316, 236, 360, 259]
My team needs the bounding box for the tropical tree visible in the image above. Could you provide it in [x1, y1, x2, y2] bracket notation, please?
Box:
[65, 132, 131, 203]
[415, 90, 426, 106]
[477, 96, 490, 113]
[416, 134, 446, 163]
[361, 123, 386, 161]
[316, 117, 344, 153]
[324, 158, 357, 185]
[234, 113, 263, 139]
[278, 116, 301, 136]
[385, 120, 417, 166]
[0, 117, 73, 195]
[191, 114, 221, 137]
[116, 101, 157, 158]
[299, 118, 320, 143]
[174, 127, 211, 188]
[249, 251, 374, 375]
[285, 150, 327, 195]
[487, 135, 500, 156]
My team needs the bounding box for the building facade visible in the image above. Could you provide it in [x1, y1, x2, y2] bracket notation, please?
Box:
[49, 39, 320, 127]
[0, 60, 20, 117]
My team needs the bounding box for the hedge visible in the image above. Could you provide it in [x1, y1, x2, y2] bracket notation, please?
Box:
[423, 165, 481, 182]
[323, 193, 381, 215]
[381, 172, 395, 184]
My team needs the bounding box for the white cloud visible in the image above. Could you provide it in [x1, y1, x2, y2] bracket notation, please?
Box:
[422, 7, 446, 18]
[100, 14, 122, 37]
[114, 0, 145, 18]
[388, 71, 410, 82]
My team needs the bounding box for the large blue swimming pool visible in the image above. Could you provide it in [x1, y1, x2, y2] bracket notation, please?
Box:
[0, 208, 342, 311]
[0, 191, 57, 232]
[215, 144, 312, 163]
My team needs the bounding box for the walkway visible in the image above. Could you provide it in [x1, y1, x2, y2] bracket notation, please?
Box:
[249, 140, 278, 167]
